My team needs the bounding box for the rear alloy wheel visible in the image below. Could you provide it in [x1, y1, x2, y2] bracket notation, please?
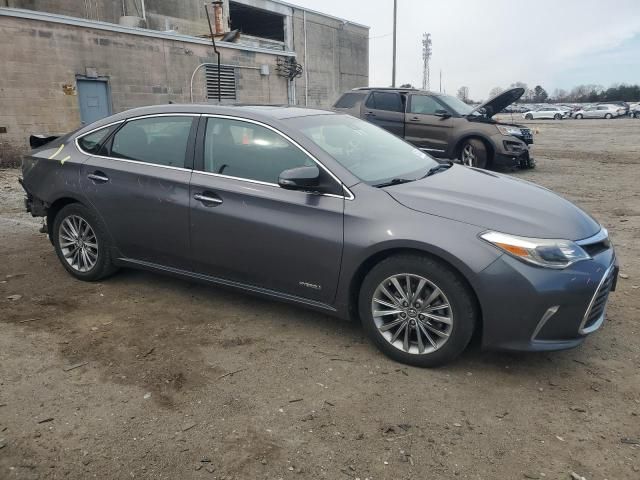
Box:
[525, 113, 533, 120]
[459, 139, 488, 169]
[605, 113, 613, 119]
[53, 203, 118, 281]
[359, 254, 477, 367]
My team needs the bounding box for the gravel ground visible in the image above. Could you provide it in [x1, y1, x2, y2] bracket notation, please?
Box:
[0, 118, 639, 480]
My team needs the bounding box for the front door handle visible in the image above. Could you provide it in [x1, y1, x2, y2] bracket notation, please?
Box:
[87, 172, 109, 183]
[364, 111, 376, 117]
[409, 116, 420, 121]
[194, 192, 223, 206]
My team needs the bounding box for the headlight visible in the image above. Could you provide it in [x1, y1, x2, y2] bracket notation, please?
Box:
[496, 125, 522, 136]
[480, 231, 590, 269]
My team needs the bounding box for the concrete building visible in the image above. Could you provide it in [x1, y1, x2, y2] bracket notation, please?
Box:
[0, 0, 369, 166]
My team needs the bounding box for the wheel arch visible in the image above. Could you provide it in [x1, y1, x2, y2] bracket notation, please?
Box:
[347, 245, 484, 340]
[46, 196, 84, 243]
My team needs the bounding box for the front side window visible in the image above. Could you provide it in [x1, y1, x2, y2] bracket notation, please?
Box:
[366, 92, 403, 112]
[409, 95, 443, 115]
[110, 116, 194, 168]
[335, 92, 365, 108]
[203, 117, 314, 184]
[291, 114, 439, 186]
[77, 125, 118, 154]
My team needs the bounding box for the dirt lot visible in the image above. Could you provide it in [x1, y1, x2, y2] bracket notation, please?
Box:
[1, 118, 639, 480]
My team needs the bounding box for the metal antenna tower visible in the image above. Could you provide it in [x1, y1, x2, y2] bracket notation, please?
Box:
[422, 33, 432, 90]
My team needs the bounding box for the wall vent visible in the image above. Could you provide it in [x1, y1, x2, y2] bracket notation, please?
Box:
[205, 65, 237, 101]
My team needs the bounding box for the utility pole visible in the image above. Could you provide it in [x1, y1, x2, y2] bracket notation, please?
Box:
[421, 33, 432, 90]
[439, 69, 442, 93]
[391, 0, 397, 87]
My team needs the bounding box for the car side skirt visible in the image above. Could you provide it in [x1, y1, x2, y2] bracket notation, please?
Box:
[115, 257, 339, 315]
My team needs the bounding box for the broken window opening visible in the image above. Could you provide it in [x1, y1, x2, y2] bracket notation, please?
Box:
[229, 1, 285, 42]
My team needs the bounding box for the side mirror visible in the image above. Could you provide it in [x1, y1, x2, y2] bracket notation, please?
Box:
[278, 165, 320, 191]
[435, 109, 451, 118]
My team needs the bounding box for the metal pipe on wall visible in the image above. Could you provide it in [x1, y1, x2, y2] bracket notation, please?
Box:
[303, 10, 308, 106]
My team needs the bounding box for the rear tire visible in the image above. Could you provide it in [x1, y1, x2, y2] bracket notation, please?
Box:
[525, 113, 533, 120]
[52, 203, 118, 281]
[358, 254, 477, 367]
[459, 138, 488, 169]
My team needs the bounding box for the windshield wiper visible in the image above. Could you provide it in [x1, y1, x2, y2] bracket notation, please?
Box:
[373, 178, 415, 188]
[422, 161, 454, 178]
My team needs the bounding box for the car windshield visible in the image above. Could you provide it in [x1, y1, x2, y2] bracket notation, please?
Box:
[437, 95, 477, 116]
[290, 114, 439, 186]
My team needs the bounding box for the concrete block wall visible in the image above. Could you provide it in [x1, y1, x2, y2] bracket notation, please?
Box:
[0, 15, 289, 166]
[291, 9, 369, 108]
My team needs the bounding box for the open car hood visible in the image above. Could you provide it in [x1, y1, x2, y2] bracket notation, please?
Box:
[470, 87, 524, 118]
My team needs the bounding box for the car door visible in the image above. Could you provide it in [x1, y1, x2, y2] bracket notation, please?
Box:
[188, 115, 345, 305]
[362, 91, 405, 137]
[584, 107, 598, 118]
[79, 114, 197, 269]
[404, 94, 455, 154]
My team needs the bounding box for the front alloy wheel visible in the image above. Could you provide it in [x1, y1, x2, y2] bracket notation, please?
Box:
[371, 274, 452, 355]
[359, 254, 477, 367]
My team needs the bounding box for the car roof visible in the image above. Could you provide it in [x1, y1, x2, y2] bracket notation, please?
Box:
[76, 104, 336, 136]
[351, 87, 442, 95]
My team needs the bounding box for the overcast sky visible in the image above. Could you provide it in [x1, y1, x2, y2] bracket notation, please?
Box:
[291, 0, 640, 100]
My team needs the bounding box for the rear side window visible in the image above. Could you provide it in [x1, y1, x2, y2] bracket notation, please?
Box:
[334, 93, 364, 108]
[409, 95, 442, 115]
[366, 92, 403, 112]
[203, 117, 314, 184]
[110, 116, 194, 168]
[77, 125, 118, 154]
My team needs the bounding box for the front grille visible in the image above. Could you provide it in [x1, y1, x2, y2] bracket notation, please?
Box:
[582, 267, 615, 331]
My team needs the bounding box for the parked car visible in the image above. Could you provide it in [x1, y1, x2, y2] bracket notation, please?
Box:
[333, 87, 534, 169]
[629, 104, 640, 118]
[598, 101, 629, 115]
[523, 106, 567, 120]
[574, 104, 622, 119]
[21, 104, 617, 367]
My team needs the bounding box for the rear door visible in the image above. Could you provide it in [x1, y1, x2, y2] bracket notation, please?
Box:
[404, 94, 455, 154]
[188, 115, 345, 305]
[362, 91, 405, 137]
[79, 114, 197, 269]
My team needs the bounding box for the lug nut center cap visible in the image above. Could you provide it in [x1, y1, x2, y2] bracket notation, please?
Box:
[407, 308, 417, 318]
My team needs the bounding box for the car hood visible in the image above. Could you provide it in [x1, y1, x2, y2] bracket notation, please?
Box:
[470, 87, 524, 118]
[385, 166, 600, 240]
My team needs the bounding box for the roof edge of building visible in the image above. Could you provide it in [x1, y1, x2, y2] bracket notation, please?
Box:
[0, 7, 296, 57]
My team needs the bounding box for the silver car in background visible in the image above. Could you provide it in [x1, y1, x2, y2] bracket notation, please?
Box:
[523, 106, 568, 120]
[574, 104, 624, 119]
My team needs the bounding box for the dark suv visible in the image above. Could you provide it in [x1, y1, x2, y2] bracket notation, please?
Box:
[333, 87, 534, 169]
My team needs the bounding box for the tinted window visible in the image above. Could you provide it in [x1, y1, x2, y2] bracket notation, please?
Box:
[334, 93, 364, 108]
[110, 116, 193, 168]
[367, 92, 403, 112]
[203, 118, 314, 184]
[77, 125, 117, 154]
[409, 95, 442, 115]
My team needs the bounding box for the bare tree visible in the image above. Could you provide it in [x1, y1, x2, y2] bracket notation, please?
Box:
[489, 86, 503, 98]
[457, 86, 470, 103]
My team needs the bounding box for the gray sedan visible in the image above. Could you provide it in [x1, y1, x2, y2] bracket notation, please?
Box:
[21, 104, 617, 366]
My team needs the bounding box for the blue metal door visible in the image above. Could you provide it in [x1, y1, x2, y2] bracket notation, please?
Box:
[77, 79, 111, 125]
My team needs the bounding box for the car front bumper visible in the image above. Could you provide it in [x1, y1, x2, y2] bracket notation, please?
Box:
[493, 148, 535, 169]
[475, 242, 617, 352]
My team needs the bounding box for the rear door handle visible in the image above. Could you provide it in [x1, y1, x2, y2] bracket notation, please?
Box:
[409, 116, 420, 121]
[87, 172, 109, 183]
[194, 192, 223, 206]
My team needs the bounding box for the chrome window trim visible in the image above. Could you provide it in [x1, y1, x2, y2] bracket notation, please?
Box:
[200, 114, 355, 200]
[74, 114, 199, 172]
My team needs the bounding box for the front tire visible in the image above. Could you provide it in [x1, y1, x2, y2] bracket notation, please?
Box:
[459, 138, 488, 169]
[52, 203, 118, 281]
[525, 113, 533, 120]
[605, 113, 613, 119]
[575, 114, 583, 119]
[554, 113, 562, 120]
[358, 254, 477, 367]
